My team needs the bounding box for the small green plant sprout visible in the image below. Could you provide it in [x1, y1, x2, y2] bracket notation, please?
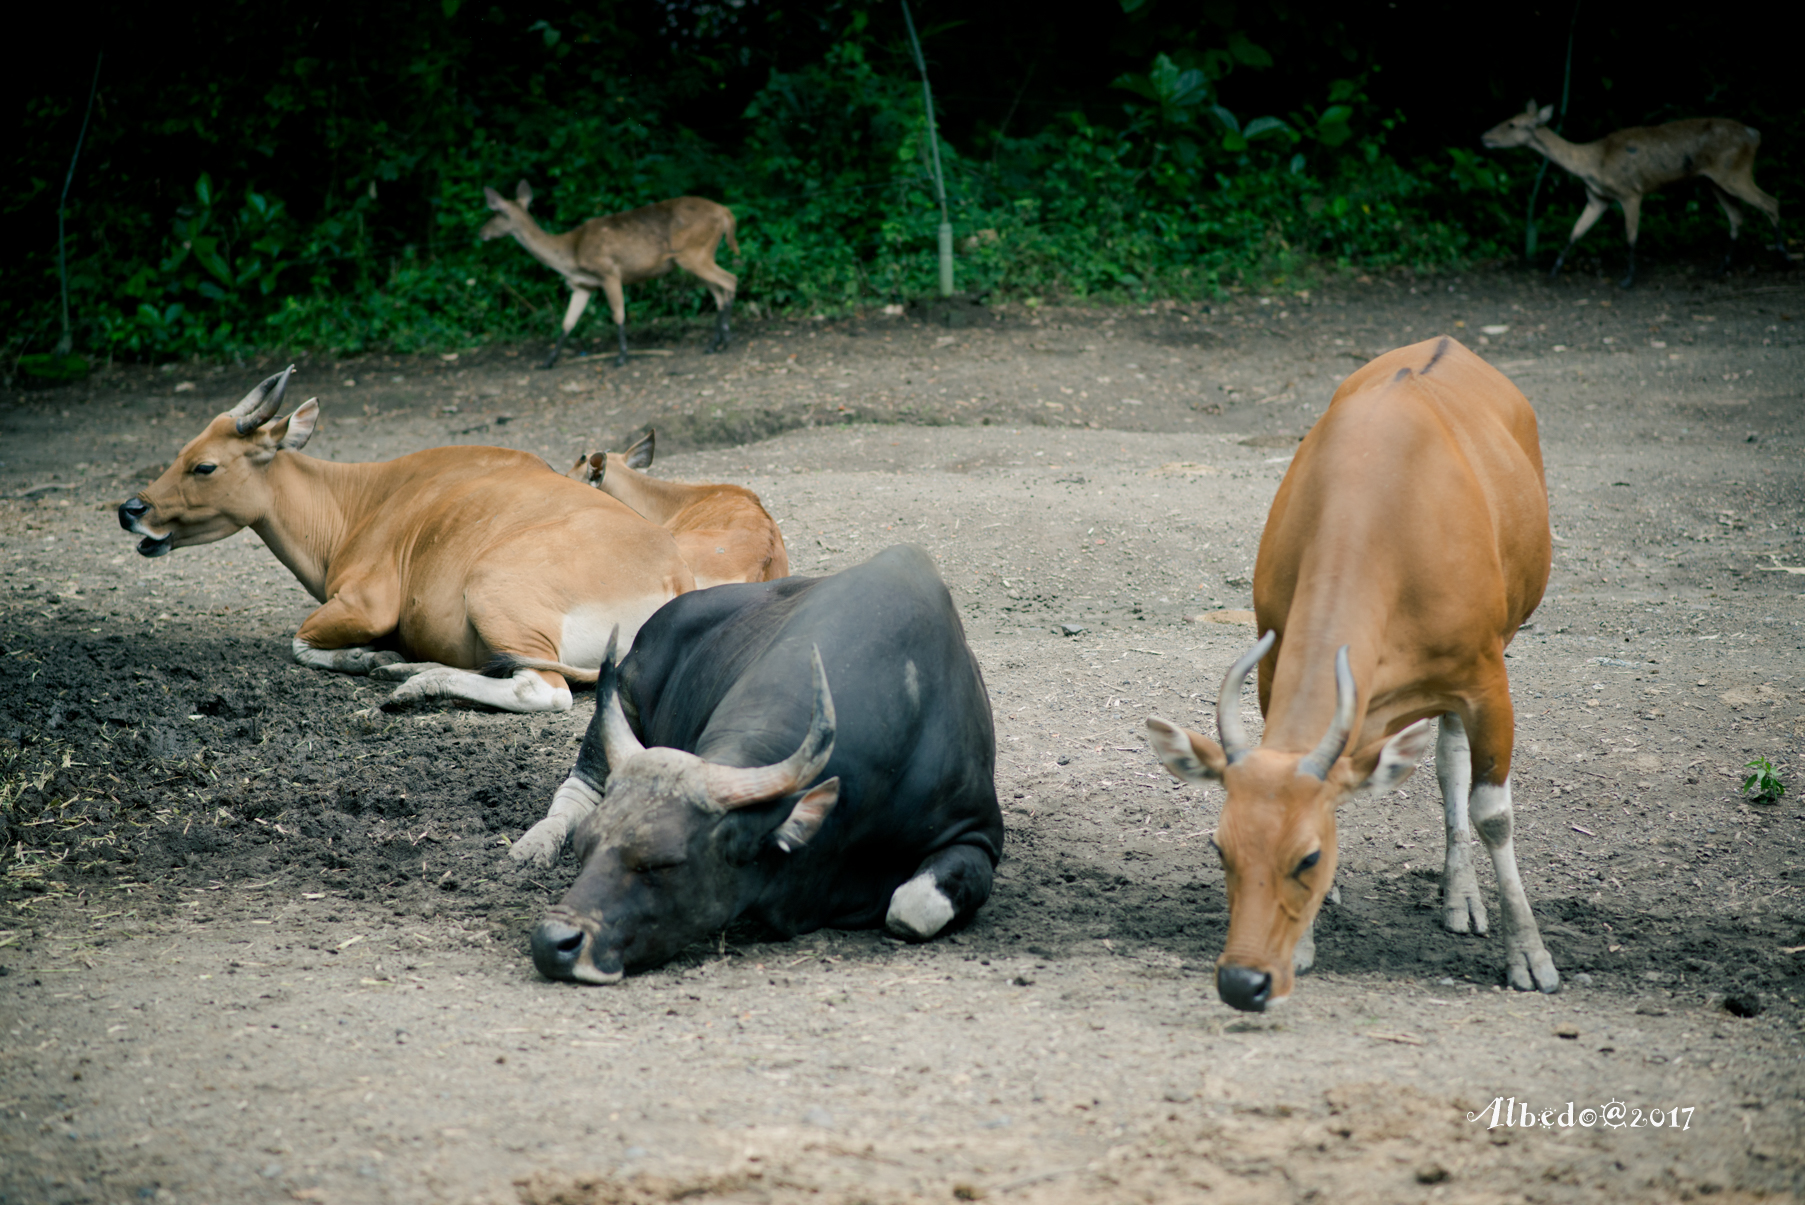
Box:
[1741, 757, 1786, 805]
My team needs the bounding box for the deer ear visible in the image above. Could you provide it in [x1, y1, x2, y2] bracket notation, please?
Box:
[1536, 104, 1554, 126]
[623, 429, 655, 470]
[515, 179, 534, 209]
[483, 186, 505, 211]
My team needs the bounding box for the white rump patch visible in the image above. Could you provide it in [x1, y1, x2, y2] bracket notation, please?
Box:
[885, 871, 956, 941]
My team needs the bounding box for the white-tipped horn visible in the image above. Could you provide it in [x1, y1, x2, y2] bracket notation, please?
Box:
[704, 646, 837, 809]
[1296, 645, 1357, 781]
[1217, 631, 1275, 765]
[596, 626, 645, 771]
[229, 365, 295, 434]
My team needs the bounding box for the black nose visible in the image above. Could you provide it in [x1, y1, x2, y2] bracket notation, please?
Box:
[118, 498, 148, 531]
[530, 917, 587, 981]
[1217, 964, 1272, 1012]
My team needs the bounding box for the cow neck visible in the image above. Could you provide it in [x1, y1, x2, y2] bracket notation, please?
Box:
[602, 463, 699, 527]
[247, 452, 362, 603]
[1258, 579, 1388, 754]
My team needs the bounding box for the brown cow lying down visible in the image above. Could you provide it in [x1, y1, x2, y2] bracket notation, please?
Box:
[566, 429, 788, 587]
[117, 367, 693, 713]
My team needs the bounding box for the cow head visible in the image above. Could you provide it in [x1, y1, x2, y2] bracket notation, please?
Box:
[566, 430, 656, 487]
[1481, 100, 1555, 150]
[531, 635, 839, 984]
[1145, 633, 1433, 1012]
[479, 179, 537, 242]
[117, 367, 319, 557]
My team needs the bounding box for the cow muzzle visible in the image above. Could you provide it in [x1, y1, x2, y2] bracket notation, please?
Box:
[117, 499, 172, 557]
[1216, 964, 1274, 1013]
[530, 907, 623, 985]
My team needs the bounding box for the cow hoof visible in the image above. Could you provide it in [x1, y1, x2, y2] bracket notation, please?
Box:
[1442, 889, 1488, 936]
[509, 821, 566, 869]
[1506, 944, 1561, 994]
[370, 662, 438, 682]
[885, 872, 955, 941]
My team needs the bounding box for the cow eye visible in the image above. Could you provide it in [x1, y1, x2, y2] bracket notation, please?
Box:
[192, 463, 217, 476]
[1295, 850, 1321, 876]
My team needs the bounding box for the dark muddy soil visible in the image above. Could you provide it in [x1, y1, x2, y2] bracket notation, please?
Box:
[2, 262, 1803, 1205]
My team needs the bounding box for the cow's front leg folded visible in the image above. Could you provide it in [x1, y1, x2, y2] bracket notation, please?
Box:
[291, 637, 404, 675]
[382, 666, 574, 714]
[367, 662, 442, 682]
[885, 844, 996, 942]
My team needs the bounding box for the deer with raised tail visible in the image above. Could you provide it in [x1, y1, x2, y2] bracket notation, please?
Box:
[481, 182, 739, 367]
[1482, 101, 1789, 287]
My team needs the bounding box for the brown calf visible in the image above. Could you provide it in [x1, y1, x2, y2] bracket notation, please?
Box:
[567, 430, 789, 588]
[1145, 337, 1557, 1010]
[1482, 101, 1787, 286]
[480, 182, 739, 367]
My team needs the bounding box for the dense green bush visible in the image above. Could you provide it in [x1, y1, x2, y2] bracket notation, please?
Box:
[0, 13, 1646, 365]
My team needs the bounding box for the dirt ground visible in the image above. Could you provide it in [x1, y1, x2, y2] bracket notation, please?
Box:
[2, 262, 1803, 1205]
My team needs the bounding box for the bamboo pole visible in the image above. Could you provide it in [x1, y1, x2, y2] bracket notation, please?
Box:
[900, 2, 954, 297]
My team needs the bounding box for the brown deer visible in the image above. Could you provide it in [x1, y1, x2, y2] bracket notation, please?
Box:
[568, 429, 789, 588]
[1482, 101, 1789, 287]
[481, 182, 739, 367]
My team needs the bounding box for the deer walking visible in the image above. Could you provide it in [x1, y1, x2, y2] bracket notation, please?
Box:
[1482, 101, 1789, 287]
[481, 183, 739, 367]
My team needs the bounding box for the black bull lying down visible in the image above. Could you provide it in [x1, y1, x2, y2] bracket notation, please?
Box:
[526, 545, 1005, 984]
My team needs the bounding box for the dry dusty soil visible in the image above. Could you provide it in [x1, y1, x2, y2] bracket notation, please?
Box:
[2, 264, 1803, 1205]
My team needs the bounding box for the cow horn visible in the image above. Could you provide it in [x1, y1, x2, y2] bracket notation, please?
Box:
[1297, 645, 1356, 781]
[229, 365, 295, 434]
[597, 626, 645, 771]
[1217, 631, 1275, 765]
[704, 646, 837, 809]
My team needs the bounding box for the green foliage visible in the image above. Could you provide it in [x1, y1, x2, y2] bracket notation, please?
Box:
[1742, 757, 1785, 805]
[15, 22, 1532, 363]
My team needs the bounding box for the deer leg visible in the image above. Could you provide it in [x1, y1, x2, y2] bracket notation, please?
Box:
[1710, 186, 1745, 278]
[1551, 194, 1611, 280]
[541, 287, 593, 370]
[1618, 195, 1642, 289]
[601, 277, 629, 368]
[1436, 713, 1486, 935]
[1465, 684, 1559, 994]
[678, 248, 738, 354]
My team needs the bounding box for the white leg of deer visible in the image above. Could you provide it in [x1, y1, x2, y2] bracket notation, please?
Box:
[510, 775, 602, 868]
[384, 666, 573, 713]
[1436, 714, 1486, 935]
[1470, 778, 1560, 993]
[292, 637, 404, 675]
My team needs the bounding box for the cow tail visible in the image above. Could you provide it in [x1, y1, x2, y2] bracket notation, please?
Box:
[481, 652, 602, 685]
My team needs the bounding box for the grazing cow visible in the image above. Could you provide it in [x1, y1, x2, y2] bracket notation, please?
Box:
[1145, 337, 1557, 1010]
[566, 430, 789, 587]
[511, 544, 1003, 982]
[117, 367, 693, 713]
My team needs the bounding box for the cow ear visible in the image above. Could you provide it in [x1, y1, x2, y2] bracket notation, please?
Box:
[772, 777, 839, 853]
[1145, 717, 1227, 783]
[276, 399, 319, 450]
[624, 429, 655, 471]
[1342, 718, 1433, 798]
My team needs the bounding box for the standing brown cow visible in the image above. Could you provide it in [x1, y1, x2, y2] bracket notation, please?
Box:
[1145, 337, 1558, 1010]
